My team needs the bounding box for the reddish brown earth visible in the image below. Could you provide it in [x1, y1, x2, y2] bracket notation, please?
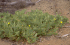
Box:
[0, 0, 70, 45]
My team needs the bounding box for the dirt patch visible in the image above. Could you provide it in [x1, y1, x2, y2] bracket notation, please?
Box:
[0, 0, 70, 45]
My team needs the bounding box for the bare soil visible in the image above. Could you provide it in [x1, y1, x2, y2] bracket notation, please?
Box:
[0, 0, 70, 45]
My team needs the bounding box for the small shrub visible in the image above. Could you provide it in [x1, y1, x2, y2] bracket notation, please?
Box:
[0, 9, 68, 43]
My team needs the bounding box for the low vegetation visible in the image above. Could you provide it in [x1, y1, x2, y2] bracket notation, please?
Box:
[0, 9, 68, 43]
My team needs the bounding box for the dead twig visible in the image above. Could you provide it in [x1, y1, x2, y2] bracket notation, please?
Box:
[62, 26, 70, 28]
[56, 33, 70, 38]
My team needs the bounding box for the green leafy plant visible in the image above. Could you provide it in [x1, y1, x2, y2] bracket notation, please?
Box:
[0, 9, 68, 43]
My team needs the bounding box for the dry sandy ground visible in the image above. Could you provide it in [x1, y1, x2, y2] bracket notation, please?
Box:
[0, 0, 70, 45]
